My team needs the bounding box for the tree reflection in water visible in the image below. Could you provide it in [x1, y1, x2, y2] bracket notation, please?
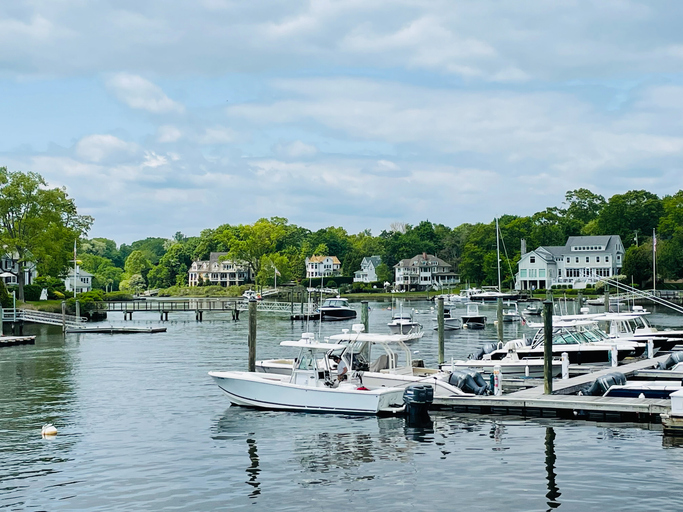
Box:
[545, 427, 561, 510]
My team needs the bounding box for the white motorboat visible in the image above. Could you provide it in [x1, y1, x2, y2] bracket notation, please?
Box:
[256, 326, 471, 398]
[502, 303, 521, 323]
[210, 336, 406, 414]
[591, 312, 681, 352]
[468, 319, 645, 365]
[461, 303, 487, 329]
[387, 305, 423, 336]
[242, 289, 261, 300]
[326, 326, 472, 398]
[431, 307, 462, 330]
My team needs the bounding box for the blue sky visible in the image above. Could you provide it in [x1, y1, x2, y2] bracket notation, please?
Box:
[1, 0, 682, 243]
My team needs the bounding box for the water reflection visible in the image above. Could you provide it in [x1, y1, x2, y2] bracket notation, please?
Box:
[245, 438, 261, 499]
[545, 427, 561, 510]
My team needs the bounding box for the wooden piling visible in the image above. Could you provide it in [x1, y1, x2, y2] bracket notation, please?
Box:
[361, 301, 369, 333]
[437, 297, 444, 364]
[496, 297, 504, 344]
[604, 287, 610, 313]
[61, 301, 66, 333]
[248, 298, 257, 372]
[577, 291, 583, 313]
[543, 300, 553, 395]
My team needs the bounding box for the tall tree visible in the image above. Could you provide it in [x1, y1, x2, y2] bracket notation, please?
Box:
[597, 190, 664, 248]
[0, 168, 92, 300]
[221, 217, 288, 277]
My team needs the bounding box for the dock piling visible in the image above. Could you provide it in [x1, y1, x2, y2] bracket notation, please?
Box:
[543, 300, 553, 395]
[561, 352, 569, 380]
[493, 365, 502, 396]
[248, 298, 257, 372]
[604, 287, 610, 313]
[61, 301, 66, 333]
[361, 301, 369, 334]
[437, 297, 444, 364]
[647, 339, 654, 359]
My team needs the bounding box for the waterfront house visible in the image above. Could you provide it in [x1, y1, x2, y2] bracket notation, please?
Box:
[188, 252, 253, 287]
[64, 267, 94, 294]
[353, 256, 382, 283]
[515, 235, 625, 290]
[1, 254, 37, 286]
[394, 253, 459, 291]
[305, 255, 341, 278]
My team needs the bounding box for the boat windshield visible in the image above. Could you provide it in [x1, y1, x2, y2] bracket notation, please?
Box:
[322, 299, 347, 308]
[296, 348, 324, 371]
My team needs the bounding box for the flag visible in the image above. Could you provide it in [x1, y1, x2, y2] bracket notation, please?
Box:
[274, 267, 281, 276]
[653, 230, 657, 252]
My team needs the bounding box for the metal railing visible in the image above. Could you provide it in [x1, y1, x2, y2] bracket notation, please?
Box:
[1, 308, 86, 327]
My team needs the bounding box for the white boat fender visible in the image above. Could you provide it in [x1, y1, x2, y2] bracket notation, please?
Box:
[41, 424, 58, 436]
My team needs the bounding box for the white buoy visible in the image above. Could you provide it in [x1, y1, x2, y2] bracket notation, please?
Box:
[561, 352, 569, 380]
[493, 365, 502, 396]
[647, 339, 654, 359]
[41, 423, 58, 436]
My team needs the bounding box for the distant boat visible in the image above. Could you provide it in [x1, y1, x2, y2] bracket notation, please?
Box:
[318, 297, 357, 321]
[461, 303, 487, 329]
[242, 290, 261, 301]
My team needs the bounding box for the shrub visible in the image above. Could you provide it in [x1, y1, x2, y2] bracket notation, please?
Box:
[104, 291, 135, 301]
[0, 280, 11, 308]
[52, 290, 65, 300]
[23, 284, 43, 301]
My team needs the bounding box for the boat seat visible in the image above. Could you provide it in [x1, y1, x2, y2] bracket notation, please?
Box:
[370, 354, 390, 372]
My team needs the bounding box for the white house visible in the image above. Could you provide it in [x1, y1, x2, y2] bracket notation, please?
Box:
[0, 254, 38, 286]
[305, 255, 341, 278]
[516, 235, 625, 290]
[188, 252, 253, 287]
[394, 253, 459, 291]
[353, 256, 382, 283]
[64, 267, 93, 294]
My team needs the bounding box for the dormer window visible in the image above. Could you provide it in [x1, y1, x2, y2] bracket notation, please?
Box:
[530, 256, 535, 263]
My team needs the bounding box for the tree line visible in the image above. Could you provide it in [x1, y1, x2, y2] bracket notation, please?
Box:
[79, 189, 683, 293]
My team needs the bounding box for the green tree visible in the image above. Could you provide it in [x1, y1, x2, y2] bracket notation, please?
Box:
[597, 190, 664, 248]
[564, 188, 606, 225]
[221, 217, 288, 276]
[622, 243, 653, 288]
[0, 167, 92, 300]
[124, 250, 152, 283]
[375, 262, 393, 284]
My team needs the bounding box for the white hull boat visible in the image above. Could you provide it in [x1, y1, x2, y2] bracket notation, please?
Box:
[210, 371, 405, 414]
[211, 334, 407, 414]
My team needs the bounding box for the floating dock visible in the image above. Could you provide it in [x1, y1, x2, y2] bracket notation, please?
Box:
[0, 335, 36, 347]
[433, 355, 673, 422]
[66, 326, 167, 334]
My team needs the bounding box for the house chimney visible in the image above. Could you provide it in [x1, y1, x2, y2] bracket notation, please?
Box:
[521, 239, 527, 256]
[422, 252, 427, 260]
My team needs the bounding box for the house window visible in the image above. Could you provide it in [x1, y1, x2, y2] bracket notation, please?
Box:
[566, 258, 570, 263]
[530, 256, 535, 263]
[520, 269, 527, 278]
[585, 257, 589, 263]
[596, 256, 600, 263]
[617, 255, 621, 261]
[530, 269, 537, 278]
[558, 269, 562, 277]
[539, 269, 546, 278]
[605, 256, 609, 262]
[575, 257, 579, 263]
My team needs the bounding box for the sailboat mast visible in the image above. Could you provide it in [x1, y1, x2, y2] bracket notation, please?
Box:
[496, 218, 502, 291]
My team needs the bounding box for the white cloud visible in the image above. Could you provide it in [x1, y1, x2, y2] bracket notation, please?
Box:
[272, 140, 317, 158]
[157, 125, 182, 143]
[198, 126, 236, 145]
[75, 134, 139, 163]
[105, 73, 184, 114]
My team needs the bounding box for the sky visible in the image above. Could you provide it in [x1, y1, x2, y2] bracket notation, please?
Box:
[1, 1, 682, 244]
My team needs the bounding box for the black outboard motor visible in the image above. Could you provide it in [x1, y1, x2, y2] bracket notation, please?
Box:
[468, 343, 499, 360]
[403, 384, 434, 427]
[580, 372, 627, 396]
[448, 370, 489, 395]
[659, 351, 683, 370]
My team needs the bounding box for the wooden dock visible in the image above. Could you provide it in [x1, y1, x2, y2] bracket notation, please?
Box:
[0, 335, 36, 347]
[66, 326, 167, 334]
[433, 355, 673, 422]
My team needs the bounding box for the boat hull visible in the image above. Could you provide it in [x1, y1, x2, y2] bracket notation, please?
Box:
[320, 308, 357, 321]
[209, 371, 404, 414]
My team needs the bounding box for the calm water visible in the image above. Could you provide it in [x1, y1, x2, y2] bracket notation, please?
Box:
[2, 299, 683, 511]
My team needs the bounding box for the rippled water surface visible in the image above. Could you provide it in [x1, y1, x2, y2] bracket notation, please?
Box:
[2, 299, 683, 511]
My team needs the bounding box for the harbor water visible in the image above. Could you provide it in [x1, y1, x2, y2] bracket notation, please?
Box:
[2, 299, 683, 511]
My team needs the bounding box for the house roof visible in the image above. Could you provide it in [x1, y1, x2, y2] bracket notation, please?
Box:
[66, 269, 94, 278]
[209, 252, 228, 264]
[394, 253, 451, 269]
[363, 255, 382, 268]
[308, 255, 341, 264]
[566, 235, 621, 251]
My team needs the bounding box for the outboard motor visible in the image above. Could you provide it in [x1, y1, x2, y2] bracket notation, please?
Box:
[659, 352, 683, 371]
[403, 384, 434, 427]
[448, 370, 489, 395]
[468, 343, 499, 360]
[580, 372, 627, 396]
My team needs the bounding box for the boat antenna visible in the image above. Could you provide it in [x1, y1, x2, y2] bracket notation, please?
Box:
[497, 221, 515, 291]
[318, 273, 324, 340]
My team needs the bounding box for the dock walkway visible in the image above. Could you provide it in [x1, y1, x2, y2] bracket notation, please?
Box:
[433, 355, 673, 422]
